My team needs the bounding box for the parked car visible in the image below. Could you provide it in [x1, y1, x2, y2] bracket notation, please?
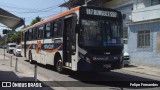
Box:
[123, 52, 130, 66]
[13, 45, 21, 56]
[7, 43, 17, 54]
[123, 39, 130, 66]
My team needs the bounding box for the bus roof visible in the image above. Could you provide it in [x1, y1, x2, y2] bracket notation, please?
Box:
[22, 6, 80, 31]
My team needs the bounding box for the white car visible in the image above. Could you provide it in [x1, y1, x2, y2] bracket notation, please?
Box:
[123, 52, 130, 66]
[123, 39, 130, 66]
[7, 43, 17, 53]
[13, 45, 21, 56]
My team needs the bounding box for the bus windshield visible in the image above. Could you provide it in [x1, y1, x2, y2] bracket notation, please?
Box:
[80, 19, 122, 47]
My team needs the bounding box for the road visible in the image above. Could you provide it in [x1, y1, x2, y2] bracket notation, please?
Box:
[0, 49, 160, 90]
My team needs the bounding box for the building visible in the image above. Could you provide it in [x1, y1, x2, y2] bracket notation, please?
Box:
[128, 0, 160, 66]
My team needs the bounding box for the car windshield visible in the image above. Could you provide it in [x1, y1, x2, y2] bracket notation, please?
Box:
[79, 19, 122, 47]
[10, 45, 16, 47]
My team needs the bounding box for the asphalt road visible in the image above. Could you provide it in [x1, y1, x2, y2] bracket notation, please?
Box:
[1, 49, 160, 90]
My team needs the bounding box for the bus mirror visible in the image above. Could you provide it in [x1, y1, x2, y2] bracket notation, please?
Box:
[54, 39, 62, 44]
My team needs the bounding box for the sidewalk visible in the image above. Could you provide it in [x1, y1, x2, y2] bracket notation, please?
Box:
[0, 54, 67, 90]
[122, 63, 160, 77]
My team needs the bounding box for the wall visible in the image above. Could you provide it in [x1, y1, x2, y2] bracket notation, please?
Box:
[105, 0, 130, 8]
[128, 21, 160, 67]
[132, 4, 160, 22]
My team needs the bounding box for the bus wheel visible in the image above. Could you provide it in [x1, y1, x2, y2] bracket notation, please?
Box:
[56, 59, 63, 73]
[29, 51, 33, 64]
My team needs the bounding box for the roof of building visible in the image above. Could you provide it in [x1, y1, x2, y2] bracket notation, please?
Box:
[60, 0, 108, 9]
[0, 8, 24, 30]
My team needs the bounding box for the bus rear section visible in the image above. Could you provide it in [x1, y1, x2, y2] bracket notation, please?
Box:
[77, 6, 124, 71]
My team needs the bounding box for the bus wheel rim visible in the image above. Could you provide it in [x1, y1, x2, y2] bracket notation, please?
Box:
[29, 54, 32, 62]
[57, 60, 62, 71]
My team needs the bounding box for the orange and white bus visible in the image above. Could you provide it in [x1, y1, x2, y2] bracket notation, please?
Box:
[21, 6, 124, 73]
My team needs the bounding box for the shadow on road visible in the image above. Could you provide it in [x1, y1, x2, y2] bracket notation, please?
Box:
[124, 64, 138, 68]
[67, 71, 159, 89]
[24, 60, 160, 89]
[0, 71, 53, 90]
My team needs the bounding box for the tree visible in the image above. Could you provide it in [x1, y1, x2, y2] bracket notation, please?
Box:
[30, 16, 42, 25]
[7, 31, 21, 44]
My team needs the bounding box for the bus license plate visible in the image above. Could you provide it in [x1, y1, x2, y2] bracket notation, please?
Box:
[103, 64, 111, 68]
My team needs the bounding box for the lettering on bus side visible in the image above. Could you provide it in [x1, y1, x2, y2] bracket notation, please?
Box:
[86, 9, 117, 18]
[41, 44, 54, 50]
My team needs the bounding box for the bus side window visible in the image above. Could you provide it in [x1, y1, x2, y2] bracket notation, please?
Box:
[45, 23, 51, 38]
[38, 25, 44, 39]
[26, 30, 29, 41]
[52, 21, 55, 37]
[32, 28, 37, 40]
[29, 29, 32, 40]
[54, 19, 63, 37]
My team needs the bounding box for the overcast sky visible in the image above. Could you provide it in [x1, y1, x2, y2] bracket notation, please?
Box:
[0, 0, 68, 34]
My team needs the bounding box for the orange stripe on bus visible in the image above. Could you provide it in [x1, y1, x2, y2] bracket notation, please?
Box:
[22, 6, 80, 31]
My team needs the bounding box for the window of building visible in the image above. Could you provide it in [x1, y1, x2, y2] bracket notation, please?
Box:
[38, 25, 44, 39]
[137, 30, 150, 48]
[45, 23, 51, 38]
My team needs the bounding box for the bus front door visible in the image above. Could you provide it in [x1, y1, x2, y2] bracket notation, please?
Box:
[63, 16, 76, 67]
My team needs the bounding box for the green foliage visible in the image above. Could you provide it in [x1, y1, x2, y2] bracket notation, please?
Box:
[0, 40, 5, 46]
[30, 16, 42, 25]
[7, 31, 21, 44]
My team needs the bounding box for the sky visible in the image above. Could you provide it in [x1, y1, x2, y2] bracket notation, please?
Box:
[0, 0, 69, 34]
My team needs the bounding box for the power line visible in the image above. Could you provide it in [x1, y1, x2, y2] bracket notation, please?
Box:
[7, 7, 59, 14]
[0, 2, 61, 14]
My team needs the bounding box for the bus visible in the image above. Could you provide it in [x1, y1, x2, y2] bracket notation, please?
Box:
[21, 6, 124, 73]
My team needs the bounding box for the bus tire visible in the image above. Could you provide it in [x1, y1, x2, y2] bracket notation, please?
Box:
[56, 59, 63, 73]
[29, 51, 33, 64]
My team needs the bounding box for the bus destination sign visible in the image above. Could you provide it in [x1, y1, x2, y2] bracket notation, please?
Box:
[86, 8, 117, 18]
